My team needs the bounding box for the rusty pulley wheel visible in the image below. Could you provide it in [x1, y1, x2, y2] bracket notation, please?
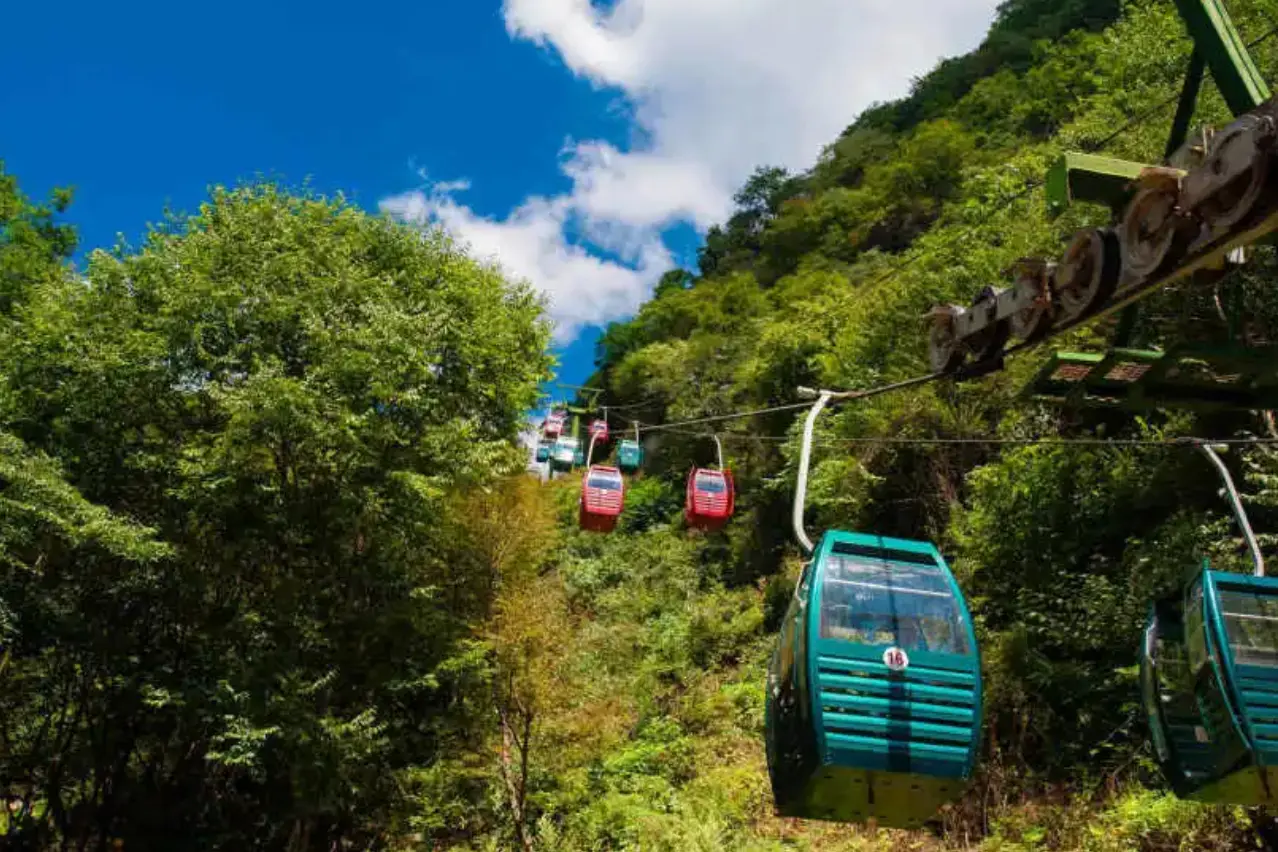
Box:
[1190, 117, 1274, 234]
[1119, 174, 1190, 282]
[927, 305, 965, 373]
[1056, 228, 1118, 324]
[965, 286, 1010, 363]
[1009, 261, 1055, 343]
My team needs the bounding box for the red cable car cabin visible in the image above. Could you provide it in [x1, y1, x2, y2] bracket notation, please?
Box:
[685, 467, 734, 530]
[543, 414, 564, 439]
[589, 418, 610, 444]
[580, 465, 625, 532]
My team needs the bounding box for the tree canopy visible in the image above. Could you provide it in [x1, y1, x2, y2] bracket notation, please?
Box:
[0, 179, 552, 848]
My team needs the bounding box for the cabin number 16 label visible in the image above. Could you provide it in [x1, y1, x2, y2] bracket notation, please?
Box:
[883, 647, 910, 672]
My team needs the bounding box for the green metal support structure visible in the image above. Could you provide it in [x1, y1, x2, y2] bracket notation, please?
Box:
[1046, 0, 1267, 215]
[1023, 346, 1278, 412]
[1044, 153, 1153, 216]
[1171, 0, 1270, 115]
[1166, 50, 1209, 162]
[559, 383, 604, 443]
[1029, 0, 1273, 406]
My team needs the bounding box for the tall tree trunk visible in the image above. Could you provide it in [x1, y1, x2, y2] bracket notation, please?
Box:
[497, 690, 534, 852]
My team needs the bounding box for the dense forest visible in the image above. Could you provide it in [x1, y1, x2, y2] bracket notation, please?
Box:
[8, 0, 1278, 848]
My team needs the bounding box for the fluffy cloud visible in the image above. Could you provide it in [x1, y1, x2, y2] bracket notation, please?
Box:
[382, 0, 1000, 342]
[381, 185, 672, 342]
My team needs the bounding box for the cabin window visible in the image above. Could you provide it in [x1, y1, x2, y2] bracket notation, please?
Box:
[1142, 622, 1171, 762]
[1147, 617, 1205, 759]
[778, 598, 799, 683]
[818, 554, 969, 654]
[1218, 587, 1278, 668]
[1184, 582, 1208, 672]
[695, 472, 727, 493]
[588, 475, 622, 491]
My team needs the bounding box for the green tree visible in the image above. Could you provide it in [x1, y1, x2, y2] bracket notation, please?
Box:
[0, 182, 552, 849]
[0, 162, 76, 314]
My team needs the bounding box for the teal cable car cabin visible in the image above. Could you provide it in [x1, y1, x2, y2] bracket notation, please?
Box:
[765, 389, 982, 827]
[550, 437, 579, 473]
[1140, 441, 1278, 805]
[617, 439, 643, 474]
[1143, 570, 1278, 804]
[618, 423, 644, 473]
[766, 531, 982, 826]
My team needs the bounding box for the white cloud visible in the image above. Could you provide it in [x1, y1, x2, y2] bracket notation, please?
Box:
[382, 0, 1000, 342]
[381, 185, 671, 343]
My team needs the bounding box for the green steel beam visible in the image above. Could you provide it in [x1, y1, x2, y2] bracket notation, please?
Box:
[1112, 304, 1141, 347]
[1171, 0, 1270, 116]
[1045, 152, 1153, 216]
[1166, 50, 1208, 159]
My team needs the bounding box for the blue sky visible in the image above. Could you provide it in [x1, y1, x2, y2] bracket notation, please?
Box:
[3, 0, 1000, 408]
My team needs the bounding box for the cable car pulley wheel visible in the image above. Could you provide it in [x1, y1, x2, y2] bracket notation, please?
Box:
[1120, 173, 1192, 282]
[965, 286, 1010, 363]
[1185, 117, 1275, 236]
[1009, 261, 1055, 342]
[928, 305, 965, 373]
[1056, 228, 1118, 324]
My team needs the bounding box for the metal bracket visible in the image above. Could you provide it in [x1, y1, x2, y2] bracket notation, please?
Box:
[1180, 438, 1265, 576]
[1045, 153, 1154, 217]
[1024, 345, 1278, 412]
[793, 389, 833, 555]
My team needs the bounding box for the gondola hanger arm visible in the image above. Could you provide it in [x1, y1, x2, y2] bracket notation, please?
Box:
[793, 389, 835, 555]
[1177, 436, 1265, 577]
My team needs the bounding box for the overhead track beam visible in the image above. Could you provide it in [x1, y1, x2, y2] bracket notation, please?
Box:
[1172, 0, 1270, 116]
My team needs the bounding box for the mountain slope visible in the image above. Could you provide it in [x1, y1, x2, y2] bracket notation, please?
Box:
[507, 0, 1278, 848]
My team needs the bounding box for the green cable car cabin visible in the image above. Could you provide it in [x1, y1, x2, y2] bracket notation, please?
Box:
[1138, 441, 1278, 806]
[550, 437, 579, 473]
[618, 439, 643, 474]
[1142, 568, 1278, 804]
[765, 530, 982, 827]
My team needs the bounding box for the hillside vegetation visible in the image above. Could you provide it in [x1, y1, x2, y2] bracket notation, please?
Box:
[8, 0, 1278, 849]
[553, 0, 1278, 847]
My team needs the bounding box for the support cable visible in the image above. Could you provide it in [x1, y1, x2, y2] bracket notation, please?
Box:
[636, 372, 944, 435]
